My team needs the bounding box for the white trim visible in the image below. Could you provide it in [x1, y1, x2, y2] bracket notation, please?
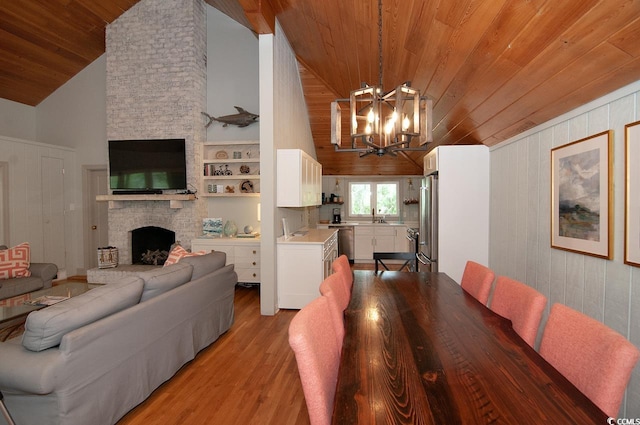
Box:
[0, 134, 76, 152]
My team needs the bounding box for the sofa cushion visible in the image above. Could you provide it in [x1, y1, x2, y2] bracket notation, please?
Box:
[179, 251, 226, 280]
[138, 262, 193, 302]
[164, 244, 207, 266]
[0, 242, 32, 279]
[22, 276, 144, 352]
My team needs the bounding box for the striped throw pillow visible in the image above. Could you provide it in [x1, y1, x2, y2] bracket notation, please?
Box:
[163, 244, 206, 267]
[0, 242, 32, 279]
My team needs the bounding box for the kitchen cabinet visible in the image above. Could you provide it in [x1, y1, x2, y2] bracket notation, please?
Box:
[277, 229, 338, 309]
[354, 225, 406, 261]
[202, 141, 260, 197]
[191, 237, 260, 284]
[394, 225, 409, 251]
[276, 149, 322, 207]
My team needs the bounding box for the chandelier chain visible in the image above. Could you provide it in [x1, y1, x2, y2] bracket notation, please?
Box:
[378, 0, 383, 88]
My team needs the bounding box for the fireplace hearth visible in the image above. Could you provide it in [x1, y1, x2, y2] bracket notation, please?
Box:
[131, 226, 175, 265]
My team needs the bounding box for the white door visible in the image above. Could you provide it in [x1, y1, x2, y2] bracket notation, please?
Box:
[85, 168, 109, 270]
[41, 157, 66, 269]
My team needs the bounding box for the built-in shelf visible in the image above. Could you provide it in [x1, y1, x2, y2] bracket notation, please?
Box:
[96, 194, 196, 209]
[203, 140, 260, 197]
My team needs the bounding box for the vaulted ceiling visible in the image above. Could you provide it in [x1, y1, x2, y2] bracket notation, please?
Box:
[2, 0, 640, 175]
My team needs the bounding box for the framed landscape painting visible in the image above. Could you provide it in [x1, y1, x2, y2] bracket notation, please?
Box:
[625, 121, 640, 267]
[551, 130, 612, 259]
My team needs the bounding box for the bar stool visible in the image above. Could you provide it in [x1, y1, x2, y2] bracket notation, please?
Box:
[373, 252, 416, 272]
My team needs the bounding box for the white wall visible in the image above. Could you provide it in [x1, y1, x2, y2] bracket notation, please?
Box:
[35, 55, 109, 275]
[206, 7, 259, 142]
[205, 7, 261, 235]
[0, 99, 36, 140]
[259, 20, 317, 315]
[36, 55, 107, 164]
[490, 80, 640, 416]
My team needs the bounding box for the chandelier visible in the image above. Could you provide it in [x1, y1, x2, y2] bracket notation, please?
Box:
[330, 0, 433, 157]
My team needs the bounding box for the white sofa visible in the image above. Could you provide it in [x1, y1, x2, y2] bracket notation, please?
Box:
[0, 251, 237, 425]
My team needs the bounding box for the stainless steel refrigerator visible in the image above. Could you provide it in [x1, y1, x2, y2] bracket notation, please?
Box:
[415, 146, 490, 282]
[417, 172, 438, 272]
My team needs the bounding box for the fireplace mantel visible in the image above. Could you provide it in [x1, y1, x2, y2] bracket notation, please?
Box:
[96, 194, 196, 209]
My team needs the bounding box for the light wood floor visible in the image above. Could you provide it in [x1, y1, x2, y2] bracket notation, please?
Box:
[112, 262, 386, 424]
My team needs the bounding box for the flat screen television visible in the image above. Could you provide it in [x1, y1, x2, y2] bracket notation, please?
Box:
[108, 139, 187, 193]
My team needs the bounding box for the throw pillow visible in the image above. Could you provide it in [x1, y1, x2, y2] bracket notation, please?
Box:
[0, 242, 32, 279]
[163, 244, 206, 267]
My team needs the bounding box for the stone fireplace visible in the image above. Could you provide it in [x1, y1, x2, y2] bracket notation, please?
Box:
[104, 0, 207, 265]
[131, 226, 175, 265]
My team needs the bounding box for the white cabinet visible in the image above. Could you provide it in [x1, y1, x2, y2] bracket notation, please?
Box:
[394, 225, 409, 251]
[191, 237, 260, 284]
[276, 149, 322, 207]
[202, 141, 260, 197]
[354, 225, 405, 261]
[277, 229, 338, 309]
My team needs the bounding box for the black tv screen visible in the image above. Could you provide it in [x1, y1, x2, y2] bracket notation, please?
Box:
[108, 139, 187, 192]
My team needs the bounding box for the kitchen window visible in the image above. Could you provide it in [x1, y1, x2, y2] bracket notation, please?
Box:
[349, 181, 399, 219]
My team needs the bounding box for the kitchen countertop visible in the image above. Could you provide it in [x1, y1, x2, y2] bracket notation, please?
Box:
[317, 221, 417, 227]
[277, 228, 337, 244]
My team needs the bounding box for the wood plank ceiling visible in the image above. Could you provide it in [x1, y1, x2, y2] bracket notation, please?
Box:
[2, 0, 640, 175]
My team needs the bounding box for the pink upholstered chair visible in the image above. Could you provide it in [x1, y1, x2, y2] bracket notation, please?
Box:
[289, 296, 342, 425]
[489, 276, 546, 347]
[319, 273, 349, 348]
[539, 303, 640, 417]
[460, 261, 495, 305]
[331, 254, 353, 294]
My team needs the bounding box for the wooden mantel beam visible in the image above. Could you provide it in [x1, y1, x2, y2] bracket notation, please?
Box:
[237, 0, 275, 34]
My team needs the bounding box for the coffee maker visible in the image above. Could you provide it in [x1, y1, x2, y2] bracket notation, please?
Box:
[332, 207, 342, 224]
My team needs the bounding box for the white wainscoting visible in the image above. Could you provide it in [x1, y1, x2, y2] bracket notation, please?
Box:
[0, 135, 77, 275]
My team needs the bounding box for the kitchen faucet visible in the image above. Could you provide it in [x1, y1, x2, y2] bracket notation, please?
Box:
[372, 208, 386, 223]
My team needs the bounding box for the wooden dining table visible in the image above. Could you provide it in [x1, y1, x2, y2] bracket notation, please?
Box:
[332, 270, 608, 424]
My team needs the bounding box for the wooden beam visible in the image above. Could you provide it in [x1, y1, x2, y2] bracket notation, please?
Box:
[237, 0, 276, 34]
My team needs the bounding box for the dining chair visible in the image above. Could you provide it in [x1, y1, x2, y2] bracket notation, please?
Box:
[489, 276, 547, 347]
[289, 296, 342, 425]
[539, 303, 640, 417]
[319, 273, 349, 348]
[331, 254, 353, 293]
[460, 260, 495, 305]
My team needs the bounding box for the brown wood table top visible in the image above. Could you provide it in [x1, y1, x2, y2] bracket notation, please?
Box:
[332, 271, 608, 424]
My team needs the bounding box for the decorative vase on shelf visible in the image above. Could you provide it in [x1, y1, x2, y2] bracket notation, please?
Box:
[223, 220, 238, 237]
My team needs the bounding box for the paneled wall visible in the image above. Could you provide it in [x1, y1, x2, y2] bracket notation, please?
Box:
[0, 135, 76, 275]
[490, 81, 640, 416]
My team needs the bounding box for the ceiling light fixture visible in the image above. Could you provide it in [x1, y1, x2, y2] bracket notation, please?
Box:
[330, 0, 433, 157]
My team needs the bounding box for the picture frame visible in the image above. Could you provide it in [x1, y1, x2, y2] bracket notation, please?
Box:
[203, 218, 223, 237]
[551, 130, 612, 259]
[625, 121, 640, 266]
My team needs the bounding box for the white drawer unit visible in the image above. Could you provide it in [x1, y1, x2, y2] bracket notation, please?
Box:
[277, 229, 338, 309]
[234, 245, 260, 283]
[191, 237, 261, 284]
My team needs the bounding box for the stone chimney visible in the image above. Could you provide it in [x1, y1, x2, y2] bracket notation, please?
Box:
[105, 0, 207, 263]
